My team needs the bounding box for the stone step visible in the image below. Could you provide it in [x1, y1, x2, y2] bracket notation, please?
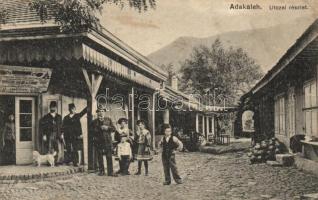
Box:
[0, 166, 85, 184]
[275, 154, 294, 166]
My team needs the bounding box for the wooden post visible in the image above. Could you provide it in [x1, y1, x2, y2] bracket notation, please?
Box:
[206, 116, 210, 140]
[148, 92, 156, 149]
[86, 96, 95, 170]
[130, 87, 135, 134]
[212, 115, 215, 136]
[202, 115, 206, 138]
[163, 108, 170, 124]
[82, 68, 103, 171]
[137, 110, 141, 120]
[195, 113, 199, 132]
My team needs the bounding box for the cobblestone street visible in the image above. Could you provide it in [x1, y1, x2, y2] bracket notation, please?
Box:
[1, 152, 318, 200]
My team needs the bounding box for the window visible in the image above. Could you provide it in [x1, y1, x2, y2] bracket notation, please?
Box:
[287, 88, 296, 136]
[304, 80, 318, 136]
[275, 95, 286, 135]
[304, 80, 317, 108]
[19, 100, 33, 141]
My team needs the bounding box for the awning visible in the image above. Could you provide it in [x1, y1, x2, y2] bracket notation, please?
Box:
[0, 41, 162, 90]
[82, 44, 161, 90]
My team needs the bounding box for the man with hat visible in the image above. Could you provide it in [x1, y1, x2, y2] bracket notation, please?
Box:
[91, 107, 117, 176]
[39, 101, 62, 161]
[62, 103, 87, 166]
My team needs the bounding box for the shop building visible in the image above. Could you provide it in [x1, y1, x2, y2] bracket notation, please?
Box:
[242, 19, 318, 162]
[0, 0, 166, 169]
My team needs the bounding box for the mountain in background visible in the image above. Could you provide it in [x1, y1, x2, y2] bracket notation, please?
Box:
[147, 17, 315, 73]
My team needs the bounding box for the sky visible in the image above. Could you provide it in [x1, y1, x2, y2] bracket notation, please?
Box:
[99, 0, 318, 56]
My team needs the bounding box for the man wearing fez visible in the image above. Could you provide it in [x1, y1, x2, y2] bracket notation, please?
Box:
[62, 103, 87, 166]
[91, 108, 117, 176]
[40, 101, 62, 162]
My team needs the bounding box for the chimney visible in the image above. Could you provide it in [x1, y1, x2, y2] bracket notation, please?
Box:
[171, 75, 178, 90]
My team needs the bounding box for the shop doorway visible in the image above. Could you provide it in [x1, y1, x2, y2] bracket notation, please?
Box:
[0, 96, 15, 165]
[15, 97, 35, 165]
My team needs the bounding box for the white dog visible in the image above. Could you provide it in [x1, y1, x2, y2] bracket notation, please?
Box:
[33, 151, 57, 167]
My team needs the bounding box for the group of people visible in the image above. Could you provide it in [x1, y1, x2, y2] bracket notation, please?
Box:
[91, 107, 184, 185]
[92, 108, 153, 177]
[3, 101, 184, 185]
[40, 101, 86, 166]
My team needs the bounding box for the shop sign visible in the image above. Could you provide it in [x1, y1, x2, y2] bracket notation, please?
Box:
[0, 65, 52, 94]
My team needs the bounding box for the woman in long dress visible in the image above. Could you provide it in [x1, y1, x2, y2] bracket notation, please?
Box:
[2, 114, 16, 164]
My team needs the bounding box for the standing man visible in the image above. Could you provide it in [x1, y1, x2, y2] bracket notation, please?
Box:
[62, 103, 87, 166]
[91, 108, 117, 176]
[40, 101, 62, 162]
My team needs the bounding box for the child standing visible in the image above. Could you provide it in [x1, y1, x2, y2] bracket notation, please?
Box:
[159, 124, 183, 185]
[117, 136, 132, 175]
[134, 120, 152, 176]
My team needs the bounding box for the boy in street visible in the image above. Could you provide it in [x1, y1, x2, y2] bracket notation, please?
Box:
[117, 135, 132, 175]
[159, 124, 183, 185]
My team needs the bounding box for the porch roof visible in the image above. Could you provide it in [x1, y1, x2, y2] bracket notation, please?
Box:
[251, 18, 318, 94]
[0, 0, 167, 84]
[160, 86, 235, 113]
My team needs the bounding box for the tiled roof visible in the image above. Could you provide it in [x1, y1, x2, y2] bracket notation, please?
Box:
[0, 0, 52, 24]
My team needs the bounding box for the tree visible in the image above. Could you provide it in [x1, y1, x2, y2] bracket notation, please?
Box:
[179, 38, 263, 106]
[24, 0, 156, 32]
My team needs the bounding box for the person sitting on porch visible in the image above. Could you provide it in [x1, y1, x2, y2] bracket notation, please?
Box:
[2, 114, 16, 164]
[134, 120, 151, 176]
[62, 103, 87, 166]
[39, 101, 63, 164]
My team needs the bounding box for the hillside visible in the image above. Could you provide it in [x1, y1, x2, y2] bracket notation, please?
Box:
[147, 17, 315, 73]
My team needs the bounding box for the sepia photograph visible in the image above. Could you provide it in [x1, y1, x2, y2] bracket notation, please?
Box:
[0, 0, 318, 199]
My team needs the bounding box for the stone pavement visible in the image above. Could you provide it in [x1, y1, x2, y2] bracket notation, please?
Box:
[1, 151, 318, 200]
[0, 165, 84, 183]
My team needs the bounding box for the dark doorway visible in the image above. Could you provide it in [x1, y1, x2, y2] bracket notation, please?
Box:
[0, 95, 16, 165]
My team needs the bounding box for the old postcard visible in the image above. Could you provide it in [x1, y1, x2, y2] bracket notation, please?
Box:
[0, 0, 318, 199]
